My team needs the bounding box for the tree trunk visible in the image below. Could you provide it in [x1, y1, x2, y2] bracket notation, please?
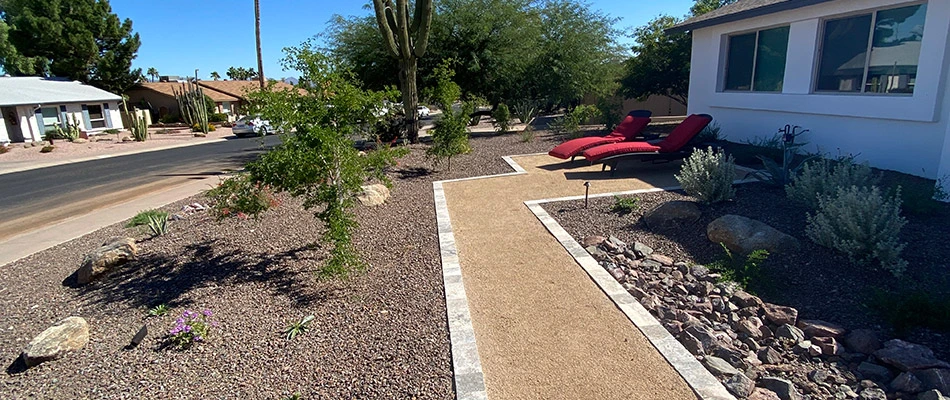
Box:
[399, 58, 420, 143]
[255, 0, 265, 89]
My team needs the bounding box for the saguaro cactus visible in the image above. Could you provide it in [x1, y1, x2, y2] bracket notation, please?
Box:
[372, 0, 433, 143]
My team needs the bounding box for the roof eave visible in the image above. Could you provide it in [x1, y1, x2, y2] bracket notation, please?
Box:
[666, 0, 835, 34]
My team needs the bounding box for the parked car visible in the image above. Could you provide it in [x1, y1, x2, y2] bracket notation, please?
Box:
[417, 105, 431, 118]
[233, 115, 273, 137]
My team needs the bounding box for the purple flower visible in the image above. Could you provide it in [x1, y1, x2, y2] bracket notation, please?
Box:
[169, 327, 181, 335]
[175, 318, 185, 325]
[183, 325, 192, 333]
[201, 309, 212, 317]
[183, 310, 197, 319]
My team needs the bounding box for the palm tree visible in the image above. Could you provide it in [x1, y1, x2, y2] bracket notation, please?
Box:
[210, 71, 220, 81]
[254, 0, 265, 89]
[146, 67, 159, 82]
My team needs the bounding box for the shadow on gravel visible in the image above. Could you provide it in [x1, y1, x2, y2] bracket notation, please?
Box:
[395, 166, 434, 180]
[5, 357, 27, 375]
[73, 240, 331, 309]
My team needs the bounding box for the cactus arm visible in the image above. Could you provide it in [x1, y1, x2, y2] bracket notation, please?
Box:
[372, 0, 400, 58]
[395, 0, 412, 59]
[412, 0, 433, 57]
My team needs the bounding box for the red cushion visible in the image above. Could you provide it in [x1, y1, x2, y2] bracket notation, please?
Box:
[548, 136, 624, 159]
[581, 141, 661, 162]
[657, 114, 712, 152]
[606, 116, 651, 140]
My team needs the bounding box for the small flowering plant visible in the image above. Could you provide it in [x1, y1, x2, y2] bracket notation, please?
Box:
[168, 309, 216, 349]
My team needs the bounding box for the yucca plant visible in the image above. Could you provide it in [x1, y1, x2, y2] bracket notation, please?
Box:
[284, 315, 316, 340]
[146, 213, 169, 236]
[148, 304, 170, 317]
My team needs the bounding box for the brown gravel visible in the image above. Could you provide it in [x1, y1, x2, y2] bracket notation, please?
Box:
[540, 183, 950, 361]
[0, 130, 558, 399]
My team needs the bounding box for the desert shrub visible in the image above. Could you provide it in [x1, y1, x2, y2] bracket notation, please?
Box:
[192, 123, 215, 132]
[518, 125, 536, 143]
[167, 309, 216, 349]
[611, 195, 638, 215]
[146, 213, 169, 236]
[707, 242, 769, 292]
[40, 145, 55, 153]
[511, 99, 538, 124]
[889, 174, 949, 216]
[694, 122, 723, 144]
[104, 128, 120, 135]
[127, 209, 169, 228]
[870, 286, 950, 334]
[159, 114, 180, 124]
[148, 304, 170, 317]
[205, 174, 276, 220]
[372, 112, 406, 143]
[742, 132, 784, 163]
[209, 113, 228, 123]
[786, 156, 879, 209]
[553, 104, 601, 138]
[428, 101, 473, 170]
[806, 185, 907, 276]
[675, 147, 737, 204]
[595, 96, 623, 131]
[491, 103, 512, 133]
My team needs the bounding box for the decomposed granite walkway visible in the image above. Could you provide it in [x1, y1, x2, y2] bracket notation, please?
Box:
[438, 153, 709, 400]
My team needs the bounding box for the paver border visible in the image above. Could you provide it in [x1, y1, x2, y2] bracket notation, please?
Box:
[434, 152, 752, 400]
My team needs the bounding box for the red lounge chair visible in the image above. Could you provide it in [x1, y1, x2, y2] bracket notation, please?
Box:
[548, 113, 652, 161]
[581, 114, 713, 174]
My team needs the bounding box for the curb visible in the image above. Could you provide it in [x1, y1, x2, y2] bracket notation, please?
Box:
[0, 137, 230, 176]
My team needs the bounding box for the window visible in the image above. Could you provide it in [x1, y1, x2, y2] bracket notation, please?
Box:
[87, 104, 106, 128]
[816, 4, 927, 94]
[724, 26, 790, 92]
[40, 107, 60, 131]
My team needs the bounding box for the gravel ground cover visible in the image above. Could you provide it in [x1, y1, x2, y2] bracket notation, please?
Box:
[541, 183, 950, 361]
[0, 130, 558, 399]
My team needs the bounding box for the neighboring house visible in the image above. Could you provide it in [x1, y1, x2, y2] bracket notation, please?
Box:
[196, 80, 299, 115]
[124, 82, 241, 122]
[670, 0, 950, 181]
[0, 77, 125, 144]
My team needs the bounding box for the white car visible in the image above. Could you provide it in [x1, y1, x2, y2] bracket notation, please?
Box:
[417, 106, 431, 118]
[233, 115, 273, 137]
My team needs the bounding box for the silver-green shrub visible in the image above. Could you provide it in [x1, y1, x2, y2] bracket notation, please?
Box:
[675, 147, 736, 204]
[786, 157, 880, 209]
[805, 185, 907, 276]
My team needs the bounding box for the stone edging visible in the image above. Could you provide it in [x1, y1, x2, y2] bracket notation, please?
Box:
[525, 188, 737, 400]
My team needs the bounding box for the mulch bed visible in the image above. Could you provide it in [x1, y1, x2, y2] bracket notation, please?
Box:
[0, 130, 560, 398]
[541, 182, 950, 361]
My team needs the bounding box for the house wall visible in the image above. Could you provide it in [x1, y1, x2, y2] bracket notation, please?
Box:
[0, 112, 8, 143]
[687, 0, 950, 179]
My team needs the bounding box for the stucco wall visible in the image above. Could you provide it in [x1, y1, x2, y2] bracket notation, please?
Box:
[688, 0, 950, 179]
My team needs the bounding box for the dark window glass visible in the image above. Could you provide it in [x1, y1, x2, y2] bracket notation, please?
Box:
[816, 14, 873, 92]
[865, 4, 926, 93]
[724, 33, 756, 91]
[753, 26, 790, 92]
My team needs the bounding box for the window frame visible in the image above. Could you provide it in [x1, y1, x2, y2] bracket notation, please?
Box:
[86, 104, 107, 129]
[721, 24, 790, 93]
[812, 1, 927, 96]
[39, 106, 61, 131]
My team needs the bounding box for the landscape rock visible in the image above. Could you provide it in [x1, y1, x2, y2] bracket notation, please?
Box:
[643, 201, 701, 229]
[193, 132, 207, 137]
[707, 214, 801, 255]
[915, 369, 950, 394]
[732, 290, 763, 308]
[918, 389, 948, 400]
[690, 264, 710, 279]
[586, 245, 607, 260]
[582, 235, 607, 247]
[647, 253, 674, 267]
[759, 376, 803, 400]
[874, 340, 950, 371]
[813, 336, 844, 355]
[758, 346, 783, 364]
[72, 138, 88, 144]
[681, 331, 705, 356]
[857, 362, 893, 382]
[776, 324, 806, 343]
[737, 316, 765, 339]
[749, 388, 782, 400]
[21, 317, 89, 367]
[75, 237, 137, 285]
[858, 387, 887, 400]
[798, 319, 847, 338]
[357, 184, 390, 207]
[703, 355, 740, 378]
[844, 329, 882, 354]
[725, 372, 755, 398]
[891, 371, 924, 393]
[632, 242, 653, 258]
[763, 303, 798, 326]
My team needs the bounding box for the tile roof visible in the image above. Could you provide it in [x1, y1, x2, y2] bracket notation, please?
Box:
[668, 0, 835, 33]
[0, 77, 122, 107]
[126, 82, 240, 102]
[196, 80, 300, 100]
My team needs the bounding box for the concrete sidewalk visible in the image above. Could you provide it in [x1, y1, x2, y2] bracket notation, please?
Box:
[0, 176, 214, 267]
[440, 155, 700, 399]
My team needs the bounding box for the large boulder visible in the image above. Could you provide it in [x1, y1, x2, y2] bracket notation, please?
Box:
[706, 214, 801, 255]
[763, 303, 799, 326]
[76, 237, 137, 285]
[642, 201, 701, 230]
[797, 319, 846, 338]
[21, 317, 89, 367]
[915, 369, 950, 394]
[357, 184, 390, 207]
[874, 340, 950, 372]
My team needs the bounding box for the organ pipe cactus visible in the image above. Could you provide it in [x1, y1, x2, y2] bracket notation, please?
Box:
[173, 81, 209, 134]
[122, 97, 149, 141]
[372, 0, 432, 143]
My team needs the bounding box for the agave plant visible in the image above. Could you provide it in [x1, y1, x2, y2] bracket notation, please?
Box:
[750, 124, 817, 187]
[284, 314, 316, 340]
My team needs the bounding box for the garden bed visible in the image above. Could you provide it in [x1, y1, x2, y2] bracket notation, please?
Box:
[0, 130, 559, 398]
[541, 182, 950, 361]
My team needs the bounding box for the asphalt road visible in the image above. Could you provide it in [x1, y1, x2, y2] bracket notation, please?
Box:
[0, 135, 284, 241]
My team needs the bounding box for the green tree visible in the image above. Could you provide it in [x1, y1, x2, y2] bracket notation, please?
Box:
[618, 16, 691, 106]
[210, 71, 220, 80]
[690, 0, 738, 16]
[239, 42, 407, 277]
[0, 0, 141, 94]
[226, 66, 258, 80]
[147, 67, 158, 82]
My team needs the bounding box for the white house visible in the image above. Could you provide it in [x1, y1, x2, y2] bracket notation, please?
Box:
[0, 77, 125, 144]
[670, 0, 950, 181]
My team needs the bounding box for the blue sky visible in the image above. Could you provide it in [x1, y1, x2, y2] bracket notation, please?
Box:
[111, 0, 695, 80]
